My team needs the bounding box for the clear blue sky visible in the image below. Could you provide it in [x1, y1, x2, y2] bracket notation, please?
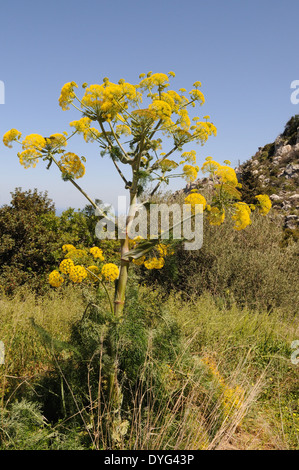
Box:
[1, 0, 298, 212]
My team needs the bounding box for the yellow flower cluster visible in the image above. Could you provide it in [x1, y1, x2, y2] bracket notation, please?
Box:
[59, 81, 78, 111]
[69, 117, 101, 143]
[130, 237, 172, 270]
[148, 99, 172, 121]
[184, 191, 206, 213]
[101, 263, 119, 282]
[17, 134, 46, 169]
[159, 159, 178, 172]
[59, 152, 85, 179]
[189, 88, 205, 105]
[49, 270, 64, 287]
[49, 244, 109, 287]
[182, 164, 199, 182]
[181, 150, 196, 164]
[232, 202, 252, 230]
[45, 133, 67, 150]
[90, 246, 105, 261]
[215, 165, 239, 187]
[201, 156, 221, 174]
[59, 258, 74, 274]
[68, 265, 87, 283]
[206, 206, 225, 226]
[80, 80, 138, 122]
[139, 73, 169, 90]
[255, 194, 272, 215]
[3, 128, 22, 148]
[201, 357, 244, 414]
[144, 257, 165, 269]
[191, 121, 217, 145]
[116, 124, 131, 136]
[62, 244, 76, 253]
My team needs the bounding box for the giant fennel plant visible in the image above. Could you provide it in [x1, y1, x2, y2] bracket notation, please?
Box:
[3, 71, 271, 443]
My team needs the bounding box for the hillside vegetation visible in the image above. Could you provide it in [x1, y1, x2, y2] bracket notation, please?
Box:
[0, 184, 298, 450]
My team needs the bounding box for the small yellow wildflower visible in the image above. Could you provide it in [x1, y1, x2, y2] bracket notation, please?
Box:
[59, 258, 75, 275]
[101, 263, 119, 282]
[69, 265, 87, 283]
[207, 206, 225, 226]
[90, 246, 104, 261]
[181, 150, 196, 164]
[144, 257, 165, 270]
[255, 194, 272, 215]
[45, 133, 67, 149]
[49, 270, 64, 287]
[62, 244, 76, 253]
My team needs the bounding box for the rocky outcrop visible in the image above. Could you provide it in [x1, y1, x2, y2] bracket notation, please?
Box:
[178, 115, 299, 232]
[235, 115, 299, 230]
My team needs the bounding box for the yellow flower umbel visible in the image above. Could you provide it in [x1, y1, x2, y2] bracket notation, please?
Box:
[206, 206, 225, 226]
[69, 117, 101, 143]
[69, 265, 88, 283]
[3, 129, 22, 148]
[101, 263, 119, 282]
[201, 156, 221, 175]
[215, 165, 238, 187]
[184, 191, 206, 213]
[144, 257, 165, 270]
[18, 134, 46, 169]
[59, 152, 85, 179]
[182, 164, 199, 182]
[255, 194, 272, 215]
[90, 246, 105, 261]
[232, 202, 252, 230]
[45, 133, 67, 150]
[59, 258, 75, 274]
[49, 270, 64, 287]
[59, 81, 78, 111]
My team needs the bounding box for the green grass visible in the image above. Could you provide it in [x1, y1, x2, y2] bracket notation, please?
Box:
[0, 284, 298, 449]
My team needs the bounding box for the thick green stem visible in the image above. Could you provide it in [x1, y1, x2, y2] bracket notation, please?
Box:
[114, 191, 137, 319]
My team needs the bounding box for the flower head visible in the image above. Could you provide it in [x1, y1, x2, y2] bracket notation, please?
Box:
[255, 194, 272, 215]
[101, 263, 119, 282]
[49, 270, 64, 287]
[3, 129, 22, 148]
[90, 246, 104, 260]
[59, 81, 78, 110]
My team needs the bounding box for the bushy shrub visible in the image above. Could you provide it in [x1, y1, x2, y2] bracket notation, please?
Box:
[141, 208, 299, 313]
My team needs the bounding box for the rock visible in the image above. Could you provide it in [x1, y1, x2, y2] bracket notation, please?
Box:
[272, 156, 282, 165]
[276, 144, 292, 157]
[284, 214, 299, 230]
[275, 135, 284, 152]
[270, 194, 281, 201]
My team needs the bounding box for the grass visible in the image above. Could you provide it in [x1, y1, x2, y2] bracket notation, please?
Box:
[0, 284, 298, 450]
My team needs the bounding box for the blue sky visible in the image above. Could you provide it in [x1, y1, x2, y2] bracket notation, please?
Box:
[1, 0, 298, 212]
